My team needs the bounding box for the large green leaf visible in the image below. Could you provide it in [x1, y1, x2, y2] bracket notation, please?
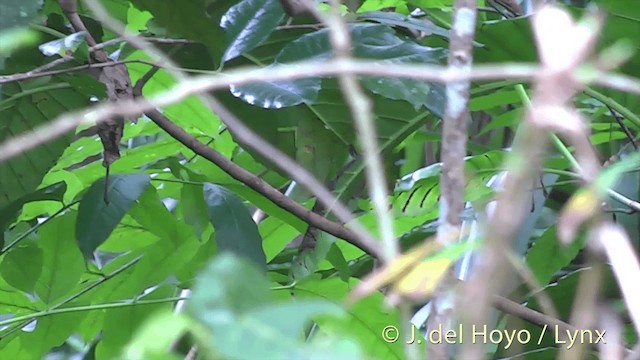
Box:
[0, 275, 37, 316]
[221, 0, 285, 62]
[203, 183, 266, 270]
[525, 225, 586, 287]
[17, 310, 87, 359]
[294, 277, 405, 359]
[0, 181, 66, 246]
[0, 80, 91, 210]
[189, 253, 269, 317]
[231, 23, 446, 112]
[179, 182, 210, 241]
[130, 0, 231, 65]
[188, 253, 347, 359]
[34, 213, 84, 304]
[259, 215, 300, 262]
[75, 173, 151, 258]
[357, 11, 451, 40]
[97, 285, 177, 359]
[0, 241, 42, 293]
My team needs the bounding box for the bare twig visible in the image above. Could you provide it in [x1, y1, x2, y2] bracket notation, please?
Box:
[460, 6, 605, 358]
[0, 62, 536, 167]
[2, 59, 640, 162]
[429, 0, 477, 358]
[0, 59, 156, 84]
[607, 105, 639, 150]
[319, 0, 398, 261]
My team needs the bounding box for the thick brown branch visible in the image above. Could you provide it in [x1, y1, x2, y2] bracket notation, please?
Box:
[141, 108, 383, 260]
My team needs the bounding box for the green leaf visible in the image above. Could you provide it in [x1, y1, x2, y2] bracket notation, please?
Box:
[356, 11, 452, 41]
[325, 244, 351, 281]
[0, 80, 89, 212]
[259, 217, 299, 262]
[128, 185, 188, 242]
[230, 73, 321, 109]
[0, 275, 38, 315]
[34, 213, 85, 304]
[189, 253, 345, 359]
[188, 253, 270, 319]
[75, 174, 151, 258]
[295, 277, 405, 359]
[222, 301, 343, 359]
[97, 285, 177, 359]
[0, 181, 66, 236]
[0, 241, 42, 293]
[179, 183, 210, 241]
[526, 226, 586, 286]
[0, 28, 38, 54]
[19, 311, 87, 359]
[203, 183, 266, 270]
[130, 0, 230, 65]
[124, 311, 193, 360]
[221, 0, 285, 62]
[231, 24, 446, 112]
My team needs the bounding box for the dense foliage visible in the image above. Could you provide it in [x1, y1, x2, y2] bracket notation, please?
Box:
[0, 0, 639, 359]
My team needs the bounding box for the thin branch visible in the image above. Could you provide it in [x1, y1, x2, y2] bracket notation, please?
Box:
[2, 60, 640, 162]
[0, 255, 142, 339]
[321, 0, 398, 261]
[429, 1, 477, 358]
[606, 104, 639, 150]
[141, 107, 383, 259]
[1, 200, 80, 254]
[87, 0, 382, 259]
[439, 0, 477, 246]
[0, 296, 187, 327]
[0, 61, 536, 168]
[460, 6, 603, 358]
[0, 59, 156, 84]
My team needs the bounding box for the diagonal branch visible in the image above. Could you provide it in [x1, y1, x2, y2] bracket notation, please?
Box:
[3, 60, 640, 163]
[87, 0, 386, 255]
[140, 106, 383, 259]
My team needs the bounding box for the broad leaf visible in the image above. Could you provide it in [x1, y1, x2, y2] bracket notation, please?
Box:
[0, 181, 66, 246]
[357, 11, 451, 40]
[188, 253, 269, 318]
[0, 80, 91, 212]
[0, 0, 41, 31]
[203, 183, 266, 270]
[75, 173, 151, 258]
[130, 0, 230, 64]
[97, 285, 177, 359]
[0, 241, 42, 293]
[295, 277, 405, 359]
[34, 213, 84, 304]
[189, 253, 345, 359]
[221, 0, 285, 62]
[231, 24, 446, 112]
